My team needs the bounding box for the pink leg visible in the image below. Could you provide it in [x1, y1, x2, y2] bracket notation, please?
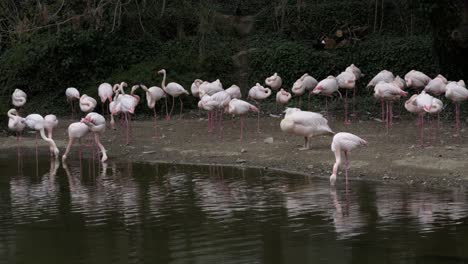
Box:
[16, 132, 20, 159]
[240, 115, 244, 142]
[352, 87, 356, 118]
[125, 113, 129, 145]
[325, 97, 328, 119]
[420, 113, 425, 146]
[344, 151, 349, 188]
[385, 101, 389, 133]
[257, 102, 261, 133]
[344, 89, 350, 125]
[219, 109, 224, 140]
[168, 96, 175, 120]
[153, 107, 158, 138]
[456, 103, 460, 136]
[165, 96, 170, 121]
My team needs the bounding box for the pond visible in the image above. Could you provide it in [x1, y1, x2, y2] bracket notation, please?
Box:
[1, 151, 468, 264]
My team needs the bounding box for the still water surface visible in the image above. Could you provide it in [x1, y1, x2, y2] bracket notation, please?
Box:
[1, 152, 468, 264]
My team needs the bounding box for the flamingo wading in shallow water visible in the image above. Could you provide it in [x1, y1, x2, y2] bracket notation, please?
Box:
[62, 122, 90, 162]
[330, 132, 368, 186]
[23, 114, 59, 158]
[158, 69, 189, 120]
[65, 87, 80, 118]
[81, 112, 108, 162]
[7, 109, 26, 155]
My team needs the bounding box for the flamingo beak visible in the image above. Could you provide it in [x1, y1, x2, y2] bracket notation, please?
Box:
[424, 105, 431, 112]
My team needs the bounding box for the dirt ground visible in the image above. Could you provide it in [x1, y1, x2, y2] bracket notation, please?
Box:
[2, 110, 468, 189]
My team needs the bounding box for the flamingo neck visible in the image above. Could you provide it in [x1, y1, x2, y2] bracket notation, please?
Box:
[39, 128, 59, 157]
[161, 71, 167, 91]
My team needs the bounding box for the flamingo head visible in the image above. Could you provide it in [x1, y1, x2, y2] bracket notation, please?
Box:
[311, 86, 322, 94]
[80, 116, 95, 126]
[157, 69, 166, 75]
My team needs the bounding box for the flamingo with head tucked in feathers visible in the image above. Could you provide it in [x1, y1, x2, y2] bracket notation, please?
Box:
[79, 94, 97, 114]
[265, 73, 283, 91]
[445, 80, 468, 136]
[65, 87, 80, 118]
[405, 70, 431, 90]
[248, 83, 271, 132]
[226, 98, 259, 141]
[292, 73, 318, 108]
[12, 89, 27, 109]
[424, 75, 447, 96]
[336, 71, 356, 124]
[98, 82, 114, 114]
[225, 85, 242, 99]
[311, 76, 341, 118]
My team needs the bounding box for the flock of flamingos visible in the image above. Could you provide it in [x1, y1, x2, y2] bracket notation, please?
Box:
[7, 65, 468, 185]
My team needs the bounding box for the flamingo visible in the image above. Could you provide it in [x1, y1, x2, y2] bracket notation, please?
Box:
[12, 89, 27, 109]
[44, 114, 58, 155]
[226, 98, 259, 141]
[345, 64, 363, 116]
[198, 79, 224, 97]
[265, 72, 283, 91]
[198, 94, 218, 132]
[210, 90, 232, 138]
[248, 83, 271, 132]
[336, 71, 356, 124]
[311, 76, 341, 117]
[23, 114, 59, 158]
[330, 132, 368, 186]
[225, 85, 242, 99]
[62, 121, 90, 162]
[191, 79, 204, 98]
[140, 84, 166, 137]
[158, 69, 189, 120]
[405, 93, 430, 145]
[276, 88, 292, 111]
[65, 87, 80, 118]
[81, 112, 108, 162]
[79, 94, 97, 114]
[373, 81, 408, 130]
[98, 83, 113, 114]
[405, 70, 431, 90]
[414, 91, 435, 145]
[109, 83, 124, 130]
[367, 70, 395, 88]
[292, 73, 318, 108]
[116, 84, 140, 145]
[445, 80, 468, 136]
[428, 97, 444, 138]
[424, 74, 448, 96]
[280, 107, 334, 150]
[7, 109, 26, 155]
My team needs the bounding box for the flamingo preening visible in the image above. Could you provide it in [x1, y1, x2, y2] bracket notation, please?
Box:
[330, 132, 368, 186]
[265, 73, 283, 91]
[280, 108, 334, 150]
[367, 70, 395, 88]
[158, 69, 189, 120]
[424, 75, 447, 96]
[225, 85, 242, 99]
[79, 94, 97, 114]
[191, 79, 204, 98]
[23, 114, 59, 158]
[292, 73, 318, 109]
[7, 109, 26, 156]
[98, 82, 114, 114]
[81, 112, 108, 162]
[12, 89, 27, 110]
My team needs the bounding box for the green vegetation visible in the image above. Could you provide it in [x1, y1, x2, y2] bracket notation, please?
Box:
[0, 0, 466, 121]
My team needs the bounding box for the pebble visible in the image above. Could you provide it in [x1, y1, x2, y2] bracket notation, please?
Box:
[235, 159, 246, 163]
[264, 137, 274, 144]
[142, 151, 156, 154]
[241, 149, 247, 153]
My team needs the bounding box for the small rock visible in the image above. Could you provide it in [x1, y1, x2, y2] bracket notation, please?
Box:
[236, 159, 246, 163]
[383, 175, 389, 180]
[269, 114, 281, 118]
[264, 137, 274, 144]
[142, 151, 156, 154]
[241, 149, 247, 153]
[307, 165, 314, 169]
[373, 118, 383, 122]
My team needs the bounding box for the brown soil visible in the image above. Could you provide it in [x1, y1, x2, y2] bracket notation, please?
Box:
[2, 111, 468, 189]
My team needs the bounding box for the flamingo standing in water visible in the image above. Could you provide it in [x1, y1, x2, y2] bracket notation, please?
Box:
[311, 76, 340, 118]
[98, 83, 114, 114]
[265, 73, 283, 91]
[23, 114, 59, 158]
[62, 121, 89, 162]
[140, 84, 166, 137]
[276, 88, 292, 112]
[405, 70, 431, 90]
[158, 69, 189, 120]
[445, 80, 468, 136]
[226, 98, 259, 141]
[81, 112, 108, 162]
[292, 73, 317, 108]
[280, 108, 334, 150]
[12, 89, 27, 111]
[65, 87, 80, 118]
[79, 94, 97, 114]
[248, 83, 271, 132]
[44, 114, 58, 155]
[7, 109, 26, 155]
[115, 84, 140, 145]
[336, 71, 356, 124]
[330, 132, 368, 186]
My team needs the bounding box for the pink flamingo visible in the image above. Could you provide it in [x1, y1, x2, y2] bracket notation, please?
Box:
[210, 90, 231, 137]
[445, 80, 468, 136]
[336, 71, 356, 124]
[81, 112, 108, 162]
[265, 72, 283, 91]
[276, 88, 292, 112]
[330, 132, 368, 186]
[116, 84, 140, 145]
[23, 114, 59, 158]
[158, 69, 189, 120]
[62, 121, 89, 162]
[65, 87, 80, 118]
[191, 79, 204, 98]
[405, 70, 431, 90]
[367, 70, 395, 88]
[98, 83, 113, 114]
[109, 83, 124, 130]
[198, 94, 218, 132]
[292, 73, 318, 108]
[44, 114, 58, 156]
[225, 85, 242, 99]
[373, 81, 408, 131]
[345, 64, 363, 116]
[280, 108, 334, 150]
[404, 92, 433, 145]
[424, 74, 447, 96]
[226, 98, 258, 141]
[7, 109, 26, 156]
[311, 76, 341, 118]
[140, 84, 166, 137]
[79, 94, 97, 114]
[248, 83, 271, 132]
[12, 89, 27, 112]
[199, 79, 224, 97]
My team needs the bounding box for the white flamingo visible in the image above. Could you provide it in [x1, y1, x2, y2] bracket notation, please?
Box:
[7, 109, 26, 154]
[79, 94, 97, 114]
[158, 69, 189, 120]
[292, 73, 318, 108]
[265, 72, 283, 90]
[62, 122, 90, 162]
[65, 87, 80, 118]
[191, 79, 204, 98]
[12, 89, 27, 109]
[140, 84, 166, 137]
[225, 85, 242, 99]
[248, 83, 271, 132]
[445, 80, 468, 136]
[330, 132, 368, 186]
[81, 112, 108, 162]
[405, 70, 431, 90]
[227, 98, 259, 141]
[336, 71, 356, 124]
[280, 108, 334, 150]
[23, 114, 59, 158]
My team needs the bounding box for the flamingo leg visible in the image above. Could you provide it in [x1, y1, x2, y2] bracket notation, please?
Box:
[381, 100, 384, 122]
[62, 138, 75, 162]
[456, 102, 460, 137]
[325, 97, 328, 119]
[240, 115, 244, 142]
[125, 113, 129, 145]
[257, 101, 261, 133]
[352, 87, 356, 119]
[94, 133, 108, 162]
[16, 132, 20, 159]
[344, 151, 349, 188]
[153, 107, 158, 138]
[344, 89, 350, 125]
[168, 96, 175, 121]
[179, 97, 183, 119]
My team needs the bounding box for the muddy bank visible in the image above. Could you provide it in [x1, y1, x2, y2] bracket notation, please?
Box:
[2, 112, 468, 189]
